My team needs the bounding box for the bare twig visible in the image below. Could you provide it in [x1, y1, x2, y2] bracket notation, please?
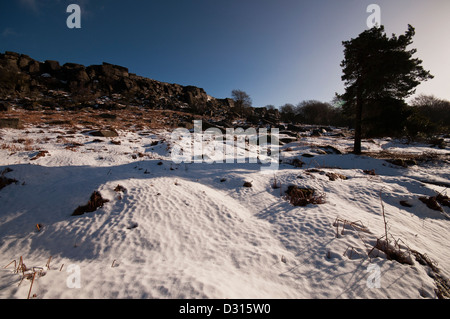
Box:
[46, 256, 52, 270]
[379, 192, 389, 248]
[3, 260, 17, 270]
[27, 272, 36, 299]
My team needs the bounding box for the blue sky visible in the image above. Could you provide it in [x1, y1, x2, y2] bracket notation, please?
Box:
[1, 0, 449, 107]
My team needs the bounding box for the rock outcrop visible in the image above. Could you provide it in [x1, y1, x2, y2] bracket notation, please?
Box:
[0, 51, 280, 125]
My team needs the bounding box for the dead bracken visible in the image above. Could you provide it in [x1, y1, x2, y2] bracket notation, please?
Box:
[284, 185, 325, 207]
[72, 191, 109, 216]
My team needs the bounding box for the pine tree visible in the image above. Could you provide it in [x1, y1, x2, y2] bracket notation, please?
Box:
[340, 25, 433, 154]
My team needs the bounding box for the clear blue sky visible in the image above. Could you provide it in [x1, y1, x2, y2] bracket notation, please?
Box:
[1, 0, 449, 107]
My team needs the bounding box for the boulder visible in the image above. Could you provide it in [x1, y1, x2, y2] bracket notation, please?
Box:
[18, 54, 32, 69]
[44, 60, 61, 73]
[90, 129, 119, 137]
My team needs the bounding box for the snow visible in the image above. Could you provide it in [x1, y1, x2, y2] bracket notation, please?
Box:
[0, 124, 449, 299]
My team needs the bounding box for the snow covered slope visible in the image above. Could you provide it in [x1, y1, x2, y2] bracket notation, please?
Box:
[0, 125, 449, 299]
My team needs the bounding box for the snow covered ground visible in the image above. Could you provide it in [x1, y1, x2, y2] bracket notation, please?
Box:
[0, 123, 449, 299]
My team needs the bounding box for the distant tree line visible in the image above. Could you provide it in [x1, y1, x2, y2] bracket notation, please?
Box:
[231, 88, 449, 142]
[274, 100, 348, 127]
[274, 95, 449, 138]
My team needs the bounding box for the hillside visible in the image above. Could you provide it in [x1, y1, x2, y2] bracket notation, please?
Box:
[0, 51, 279, 125]
[0, 119, 449, 299]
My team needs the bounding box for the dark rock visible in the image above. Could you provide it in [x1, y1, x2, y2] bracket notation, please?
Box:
[363, 169, 377, 175]
[18, 54, 32, 69]
[90, 129, 119, 137]
[98, 113, 117, 120]
[419, 196, 443, 212]
[0, 175, 18, 190]
[0, 118, 20, 129]
[288, 158, 304, 168]
[0, 102, 12, 112]
[386, 158, 416, 168]
[400, 200, 413, 207]
[0, 51, 283, 123]
[326, 172, 347, 181]
[279, 136, 297, 144]
[319, 145, 342, 155]
[429, 138, 446, 149]
[44, 60, 61, 73]
[30, 150, 50, 160]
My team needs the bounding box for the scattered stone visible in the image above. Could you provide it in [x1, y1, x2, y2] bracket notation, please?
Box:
[30, 150, 49, 161]
[326, 172, 347, 181]
[98, 113, 117, 120]
[319, 145, 342, 155]
[90, 129, 119, 138]
[285, 185, 325, 206]
[114, 184, 127, 193]
[419, 196, 444, 212]
[0, 102, 12, 112]
[363, 169, 377, 176]
[386, 158, 416, 168]
[0, 118, 20, 129]
[126, 222, 138, 230]
[288, 158, 304, 168]
[311, 129, 322, 137]
[437, 194, 450, 207]
[0, 175, 18, 190]
[400, 200, 413, 207]
[429, 138, 446, 149]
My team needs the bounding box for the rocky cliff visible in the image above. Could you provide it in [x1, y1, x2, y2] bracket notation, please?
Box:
[0, 51, 279, 124]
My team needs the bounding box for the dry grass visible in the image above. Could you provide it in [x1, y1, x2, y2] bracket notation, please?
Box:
[3, 255, 52, 299]
[1, 143, 21, 153]
[284, 185, 325, 206]
[365, 150, 449, 167]
[3, 107, 208, 131]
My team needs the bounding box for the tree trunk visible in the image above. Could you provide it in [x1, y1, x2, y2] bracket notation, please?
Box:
[353, 87, 363, 154]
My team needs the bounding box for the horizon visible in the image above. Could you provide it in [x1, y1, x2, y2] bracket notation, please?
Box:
[1, 0, 449, 107]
